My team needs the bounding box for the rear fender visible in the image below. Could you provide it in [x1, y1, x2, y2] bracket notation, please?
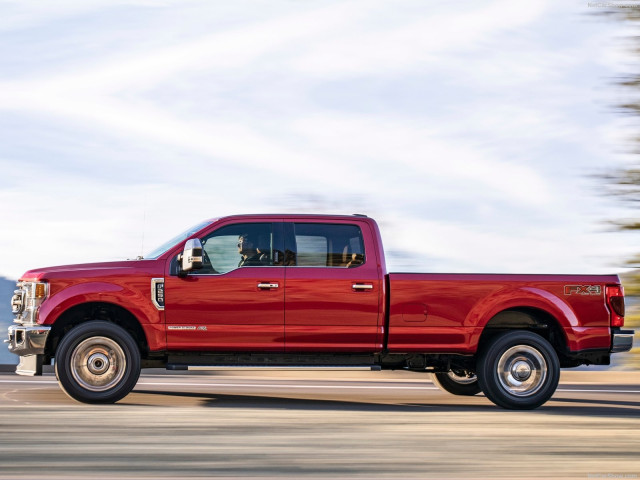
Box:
[467, 287, 579, 351]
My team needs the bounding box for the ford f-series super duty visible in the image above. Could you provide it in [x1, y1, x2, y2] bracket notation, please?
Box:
[7, 214, 635, 409]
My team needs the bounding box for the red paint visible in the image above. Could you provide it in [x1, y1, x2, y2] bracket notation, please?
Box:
[164, 267, 285, 351]
[282, 217, 382, 352]
[18, 214, 624, 359]
[386, 274, 617, 353]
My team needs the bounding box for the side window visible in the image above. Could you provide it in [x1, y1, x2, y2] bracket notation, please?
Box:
[288, 223, 365, 268]
[198, 223, 278, 274]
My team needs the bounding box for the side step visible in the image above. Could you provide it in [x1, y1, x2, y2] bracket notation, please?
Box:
[167, 365, 382, 371]
[166, 353, 381, 371]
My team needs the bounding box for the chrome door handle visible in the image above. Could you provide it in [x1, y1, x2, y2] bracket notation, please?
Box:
[352, 284, 373, 290]
[258, 283, 279, 289]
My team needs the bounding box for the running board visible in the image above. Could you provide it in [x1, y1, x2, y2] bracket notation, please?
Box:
[167, 365, 382, 371]
[166, 353, 380, 370]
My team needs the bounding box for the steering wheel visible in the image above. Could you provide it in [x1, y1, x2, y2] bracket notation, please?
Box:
[201, 249, 218, 274]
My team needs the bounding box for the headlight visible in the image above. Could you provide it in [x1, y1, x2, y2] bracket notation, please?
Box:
[12, 281, 49, 324]
[11, 289, 25, 314]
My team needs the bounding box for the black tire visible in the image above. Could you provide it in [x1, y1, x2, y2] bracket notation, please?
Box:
[431, 371, 482, 396]
[477, 330, 560, 410]
[54, 321, 141, 404]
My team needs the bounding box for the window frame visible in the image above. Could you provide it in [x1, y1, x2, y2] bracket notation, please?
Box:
[284, 222, 367, 269]
[170, 221, 284, 276]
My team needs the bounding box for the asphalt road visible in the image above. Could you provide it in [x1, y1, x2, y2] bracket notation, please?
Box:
[0, 369, 639, 480]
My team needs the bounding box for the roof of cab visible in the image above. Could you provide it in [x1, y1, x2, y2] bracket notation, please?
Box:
[213, 213, 369, 221]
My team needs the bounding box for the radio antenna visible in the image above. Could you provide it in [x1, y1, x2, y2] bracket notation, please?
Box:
[139, 210, 146, 260]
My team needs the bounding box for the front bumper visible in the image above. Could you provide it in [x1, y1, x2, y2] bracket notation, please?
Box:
[7, 324, 50, 356]
[6, 325, 51, 376]
[611, 329, 635, 353]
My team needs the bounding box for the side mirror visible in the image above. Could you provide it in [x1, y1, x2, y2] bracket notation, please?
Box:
[178, 238, 203, 275]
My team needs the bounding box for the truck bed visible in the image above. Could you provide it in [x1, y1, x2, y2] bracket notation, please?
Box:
[386, 273, 619, 353]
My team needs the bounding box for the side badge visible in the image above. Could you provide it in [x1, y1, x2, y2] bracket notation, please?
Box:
[564, 285, 602, 296]
[151, 278, 165, 310]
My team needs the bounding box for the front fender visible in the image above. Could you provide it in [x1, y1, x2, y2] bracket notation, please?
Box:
[37, 281, 165, 351]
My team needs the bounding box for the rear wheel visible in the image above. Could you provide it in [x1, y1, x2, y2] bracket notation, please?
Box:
[55, 321, 141, 404]
[431, 370, 481, 396]
[477, 330, 559, 410]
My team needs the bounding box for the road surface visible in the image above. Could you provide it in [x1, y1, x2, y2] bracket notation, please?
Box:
[0, 369, 638, 479]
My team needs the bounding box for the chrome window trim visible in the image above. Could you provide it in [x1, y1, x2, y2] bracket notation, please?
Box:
[284, 263, 366, 269]
[188, 265, 283, 277]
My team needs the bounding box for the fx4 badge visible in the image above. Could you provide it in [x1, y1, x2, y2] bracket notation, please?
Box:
[564, 285, 602, 296]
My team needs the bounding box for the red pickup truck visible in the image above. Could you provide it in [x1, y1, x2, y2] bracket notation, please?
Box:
[7, 214, 634, 409]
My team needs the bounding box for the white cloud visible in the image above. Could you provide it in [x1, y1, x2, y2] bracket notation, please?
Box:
[0, 0, 634, 280]
[291, 0, 550, 77]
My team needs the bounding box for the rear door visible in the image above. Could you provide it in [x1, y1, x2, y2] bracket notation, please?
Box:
[283, 220, 382, 352]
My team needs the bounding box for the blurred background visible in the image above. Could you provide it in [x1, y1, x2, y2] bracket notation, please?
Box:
[0, 1, 638, 366]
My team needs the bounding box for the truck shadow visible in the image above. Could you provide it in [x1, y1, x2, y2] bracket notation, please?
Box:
[542, 396, 640, 418]
[131, 390, 640, 417]
[132, 389, 494, 412]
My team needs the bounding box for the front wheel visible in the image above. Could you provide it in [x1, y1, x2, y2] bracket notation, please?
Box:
[477, 330, 560, 410]
[55, 321, 141, 404]
[431, 370, 482, 396]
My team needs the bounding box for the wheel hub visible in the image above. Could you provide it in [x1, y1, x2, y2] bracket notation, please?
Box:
[496, 345, 548, 397]
[511, 360, 532, 381]
[87, 352, 110, 375]
[70, 336, 127, 392]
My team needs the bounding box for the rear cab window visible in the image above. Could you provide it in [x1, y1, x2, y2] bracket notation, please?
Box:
[285, 223, 365, 268]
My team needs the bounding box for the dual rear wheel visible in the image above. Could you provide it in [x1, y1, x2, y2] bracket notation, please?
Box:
[431, 330, 560, 410]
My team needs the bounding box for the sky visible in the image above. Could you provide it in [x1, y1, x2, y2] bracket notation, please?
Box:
[0, 0, 638, 280]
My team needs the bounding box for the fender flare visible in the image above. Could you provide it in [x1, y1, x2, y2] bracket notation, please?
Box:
[466, 287, 579, 351]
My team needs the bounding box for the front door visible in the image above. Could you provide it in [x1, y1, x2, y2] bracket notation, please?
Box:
[164, 221, 285, 351]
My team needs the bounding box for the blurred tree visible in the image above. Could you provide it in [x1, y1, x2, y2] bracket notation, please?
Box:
[598, 6, 640, 367]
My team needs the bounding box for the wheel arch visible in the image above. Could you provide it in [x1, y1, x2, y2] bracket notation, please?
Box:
[45, 302, 149, 361]
[477, 307, 568, 362]
[468, 286, 580, 355]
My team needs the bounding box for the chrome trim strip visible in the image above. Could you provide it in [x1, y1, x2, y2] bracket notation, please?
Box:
[187, 263, 365, 277]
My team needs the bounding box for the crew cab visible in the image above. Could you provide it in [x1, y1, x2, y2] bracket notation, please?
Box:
[7, 214, 635, 409]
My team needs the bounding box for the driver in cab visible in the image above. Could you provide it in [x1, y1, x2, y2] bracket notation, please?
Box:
[237, 234, 269, 267]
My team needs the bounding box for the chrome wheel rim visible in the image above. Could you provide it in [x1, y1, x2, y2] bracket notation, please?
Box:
[447, 370, 477, 385]
[70, 336, 126, 392]
[497, 345, 547, 397]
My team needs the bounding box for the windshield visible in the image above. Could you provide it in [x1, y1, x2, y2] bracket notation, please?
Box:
[144, 220, 211, 259]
